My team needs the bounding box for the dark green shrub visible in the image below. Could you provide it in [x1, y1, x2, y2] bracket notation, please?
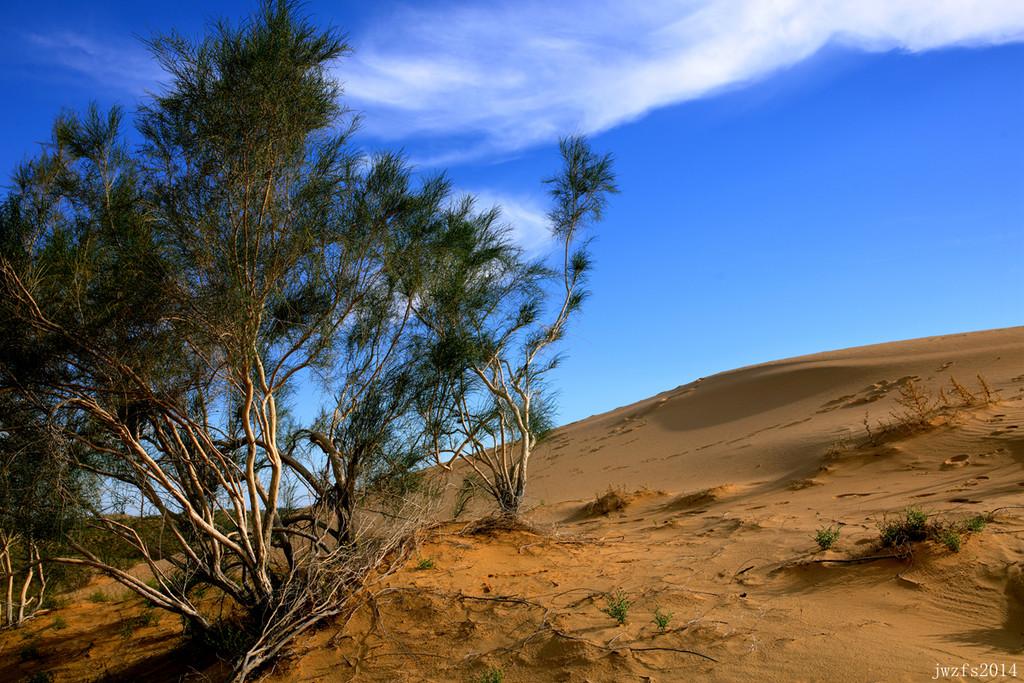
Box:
[964, 515, 987, 533]
[814, 525, 840, 550]
[880, 507, 930, 548]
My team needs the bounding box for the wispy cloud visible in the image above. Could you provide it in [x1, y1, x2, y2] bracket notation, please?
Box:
[344, 0, 1024, 159]
[467, 190, 552, 254]
[25, 32, 162, 94]
[21, 1, 1024, 162]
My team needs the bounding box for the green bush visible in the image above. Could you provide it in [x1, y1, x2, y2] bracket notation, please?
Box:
[652, 607, 673, 632]
[477, 668, 504, 683]
[88, 590, 109, 603]
[880, 507, 930, 548]
[601, 590, 631, 625]
[814, 525, 840, 551]
[939, 528, 962, 553]
[416, 558, 435, 570]
[964, 515, 987, 533]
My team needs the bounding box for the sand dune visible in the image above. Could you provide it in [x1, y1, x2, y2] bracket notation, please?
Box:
[4, 327, 1023, 681]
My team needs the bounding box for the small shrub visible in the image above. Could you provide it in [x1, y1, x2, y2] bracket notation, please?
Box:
[27, 672, 53, 683]
[652, 607, 673, 631]
[964, 515, 987, 533]
[880, 507, 929, 549]
[477, 667, 504, 683]
[814, 525, 840, 551]
[416, 558, 435, 570]
[939, 528, 962, 553]
[88, 590, 109, 603]
[41, 595, 68, 610]
[601, 590, 631, 625]
[51, 616, 67, 630]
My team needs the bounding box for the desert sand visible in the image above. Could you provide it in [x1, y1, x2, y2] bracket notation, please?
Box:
[4, 326, 1023, 682]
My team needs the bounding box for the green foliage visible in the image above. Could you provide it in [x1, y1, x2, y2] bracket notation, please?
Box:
[0, 0, 619, 677]
[51, 616, 67, 630]
[939, 528, 962, 553]
[653, 607, 673, 632]
[964, 515, 987, 533]
[477, 668, 504, 683]
[416, 558, 435, 570]
[878, 507, 986, 554]
[879, 507, 930, 549]
[41, 595, 68, 610]
[414, 136, 617, 516]
[814, 525, 841, 551]
[601, 590, 632, 625]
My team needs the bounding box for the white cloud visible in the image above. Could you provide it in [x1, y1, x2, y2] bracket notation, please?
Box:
[463, 190, 553, 254]
[343, 0, 1024, 159]
[26, 32, 163, 94]
[22, 1, 1024, 162]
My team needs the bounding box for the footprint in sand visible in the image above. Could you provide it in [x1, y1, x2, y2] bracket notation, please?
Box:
[942, 454, 970, 469]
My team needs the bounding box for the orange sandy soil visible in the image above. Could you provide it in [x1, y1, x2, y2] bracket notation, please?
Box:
[3, 327, 1024, 682]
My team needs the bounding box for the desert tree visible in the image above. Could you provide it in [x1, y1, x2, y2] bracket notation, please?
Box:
[416, 138, 617, 516]
[0, 2, 457, 678]
[0, 389, 93, 627]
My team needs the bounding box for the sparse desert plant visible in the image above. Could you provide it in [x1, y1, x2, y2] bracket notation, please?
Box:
[653, 607, 673, 631]
[865, 374, 1000, 448]
[824, 435, 852, 459]
[891, 378, 937, 430]
[939, 528, 962, 553]
[976, 374, 994, 403]
[50, 616, 67, 630]
[814, 525, 841, 551]
[416, 558, 435, 570]
[601, 590, 632, 625]
[585, 487, 629, 516]
[878, 507, 986, 554]
[118, 621, 135, 640]
[477, 668, 504, 683]
[136, 608, 158, 628]
[88, 591, 109, 604]
[41, 595, 67, 611]
[964, 515, 988, 533]
[879, 507, 930, 549]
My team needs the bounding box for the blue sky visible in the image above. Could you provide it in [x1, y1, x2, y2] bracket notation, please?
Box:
[1, 1, 1022, 425]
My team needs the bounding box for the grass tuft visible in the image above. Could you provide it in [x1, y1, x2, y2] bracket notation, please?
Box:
[601, 590, 631, 625]
[814, 525, 840, 551]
